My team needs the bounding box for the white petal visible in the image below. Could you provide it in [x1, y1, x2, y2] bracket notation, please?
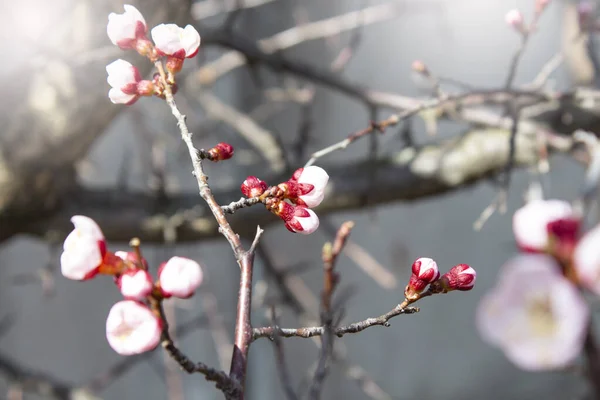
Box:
[109, 88, 137, 104]
[123, 4, 146, 27]
[159, 257, 203, 298]
[106, 59, 137, 88]
[297, 209, 319, 234]
[60, 241, 102, 280]
[181, 25, 201, 57]
[512, 200, 573, 251]
[70, 215, 104, 241]
[151, 24, 183, 55]
[106, 301, 161, 355]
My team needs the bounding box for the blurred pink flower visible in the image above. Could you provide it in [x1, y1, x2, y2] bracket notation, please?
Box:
[512, 199, 575, 252]
[106, 300, 161, 355]
[477, 254, 589, 370]
[60, 216, 106, 280]
[574, 224, 600, 295]
[158, 256, 203, 298]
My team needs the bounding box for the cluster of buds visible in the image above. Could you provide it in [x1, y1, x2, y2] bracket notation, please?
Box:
[105, 4, 201, 104]
[60, 216, 203, 355]
[403, 257, 476, 302]
[476, 197, 600, 371]
[240, 166, 329, 234]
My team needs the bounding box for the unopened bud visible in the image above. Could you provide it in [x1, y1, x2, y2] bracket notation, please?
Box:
[241, 176, 268, 198]
[207, 142, 234, 161]
[430, 264, 476, 293]
[412, 60, 428, 75]
[505, 9, 524, 32]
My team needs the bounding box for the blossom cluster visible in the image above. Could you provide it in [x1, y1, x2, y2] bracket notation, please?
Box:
[60, 216, 203, 355]
[477, 199, 600, 370]
[240, 166, 329, 234]
[404, 257, 476, 302]
[105, 4, 201, 104]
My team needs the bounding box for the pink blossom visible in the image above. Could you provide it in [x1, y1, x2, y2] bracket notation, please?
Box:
[151, 24, 201, 58]
[505, 9, 524, 29]
[574, 224, 600, 295]
[241, 176, 268, 198]
[105, 301, 161, 355]
[477, 254, 589, 370]
[285, 166, 329, 208]
[512, 199, 575, 252]
[107, 5, 147, 50]
[117, 269, 154, 300]
[158, 257, 203, 298]
[60, 216, 106, 281]
[280, 204, 320, 234]
[106, 59, 142, 104]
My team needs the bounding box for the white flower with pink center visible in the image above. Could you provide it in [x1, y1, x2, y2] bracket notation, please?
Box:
[106, 301, 161, 355]
[60, 216, 106, 281]
[289, 166, 329, 208]
[107, 5, 147, 50]
[159, 257, 203, 298]
[574, 224, 600, 295]
[151, 24, 201, 58]
[477, 254, 589, 370]
[106, 59, 142, 105]
[118, 269, 154, 300]
[512, 199, 575, 252]
[283, 206, 320, 234]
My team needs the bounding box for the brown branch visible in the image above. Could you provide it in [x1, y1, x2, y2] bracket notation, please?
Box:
[252, 304, 419, 341]
[150, 298, 241, 398]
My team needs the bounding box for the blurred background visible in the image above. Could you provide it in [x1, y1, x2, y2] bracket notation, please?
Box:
[0, 0, 596, 398]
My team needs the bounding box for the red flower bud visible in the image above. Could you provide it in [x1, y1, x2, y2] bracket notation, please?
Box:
[208, 142, 234, 161]
[241, 176, 268, 198]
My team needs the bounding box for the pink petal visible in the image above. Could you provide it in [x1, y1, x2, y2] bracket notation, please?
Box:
[159, 257, 203, 298]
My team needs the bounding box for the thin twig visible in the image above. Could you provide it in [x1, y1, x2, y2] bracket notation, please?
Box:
[252, 303, 420, 340]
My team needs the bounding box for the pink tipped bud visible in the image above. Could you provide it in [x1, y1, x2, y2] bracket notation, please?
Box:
[432, 264, 476, 293]
[106, 59, 142, 105]
[279, 204, 320, 234]
[208, 142, 234, 161]
[107, 5, 148, 51]
[241, 176, 268, 198]
[505, 9, 524, 31]
[151, 24, 201, 59]
[158, 256, 203, 298]
[60, 216, 106, 281]
[117, 269, 153, 300]
[284, 166, 329, 208]
[115, 251, 149, 270]
[411, 257, 440, 283]
[105, 300, 161, 355]
[513, 199, 576, 253]
[137, 80, 155, 97]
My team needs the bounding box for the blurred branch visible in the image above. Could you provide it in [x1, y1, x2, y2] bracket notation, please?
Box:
[2, 124, 567, 243]
[191, 0, 276, 20]
[193, 0, 411, 87]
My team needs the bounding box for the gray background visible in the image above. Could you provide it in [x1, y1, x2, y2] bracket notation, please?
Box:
[0, 0, 592, 399]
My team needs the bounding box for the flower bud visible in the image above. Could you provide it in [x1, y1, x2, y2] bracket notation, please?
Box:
[411, 60, 428, 75]
[117, 269, 153, 300]
[241, 176, 268, 198]
[411, 257, 440, 282]
[151, 24, 201, 59]
[208, 142, 234, 161]
[60, 216, 106, 281]
[106, 59, 142, 105]
[279, 204, 320, 234]
[158, 256, 203, 298]
[107, 5, 148, 51]
[106, 300, 161, 355]
[282, 166, 329, 208]
[431, 264, 476, 293]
